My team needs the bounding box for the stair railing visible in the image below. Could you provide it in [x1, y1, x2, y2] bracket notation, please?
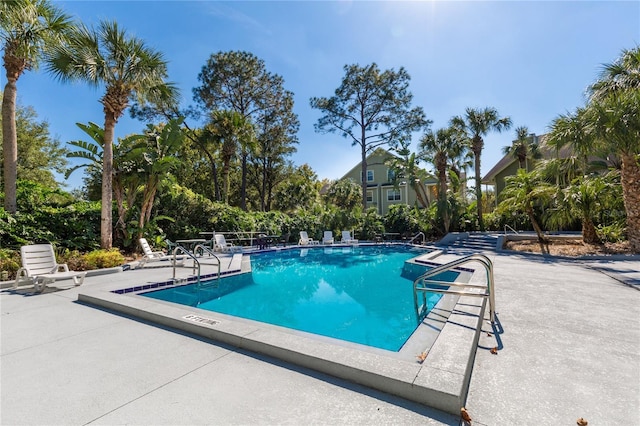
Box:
[413, 253, 495, 324]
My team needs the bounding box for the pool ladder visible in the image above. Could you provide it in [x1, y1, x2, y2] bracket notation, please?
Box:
[413, 253, 496, 324]
[171, 244, 222, 288]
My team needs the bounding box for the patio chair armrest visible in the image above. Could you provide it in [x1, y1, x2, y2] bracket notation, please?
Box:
[55, 263, 70, 272]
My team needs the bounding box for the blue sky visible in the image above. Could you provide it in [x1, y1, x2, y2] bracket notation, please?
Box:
[9, 1, 640, 190]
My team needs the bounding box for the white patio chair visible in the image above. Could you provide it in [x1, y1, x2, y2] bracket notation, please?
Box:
[138, 238, 185, 268]
[299, 231, 319, 245]
[341, 230, 358, 244]
[13, 244, 86, 293]
[322, 231, 334, 245]
[214, 234, 240, 253]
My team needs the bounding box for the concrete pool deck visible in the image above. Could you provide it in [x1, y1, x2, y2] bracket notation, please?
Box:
[1, 248, 639, 425]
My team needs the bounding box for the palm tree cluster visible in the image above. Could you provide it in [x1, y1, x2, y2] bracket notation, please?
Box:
[1, 0, 637, 253]
[494, 46, 639, 252]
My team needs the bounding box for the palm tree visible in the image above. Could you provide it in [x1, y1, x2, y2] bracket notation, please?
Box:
[419, 127, 465, 232]
[208, 110, 255, 205]
[1, 0, 72, 213]
[586, 46, 640, 252]
[386, 141, 431, 209]
[451, 107, 511, 231]
[502, 126, 541, 170]
[546, 175, 611, 245]
[46, 20, 177, 248]
[65, 122, 146, 243]
[499, 169, 554, 249]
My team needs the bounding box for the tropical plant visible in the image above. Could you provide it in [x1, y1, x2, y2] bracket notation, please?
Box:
[136, 117, 185, 238]
[386, 139, 432, 209]
[46, 20, 177, 249]
[310, 63, 429, 210]
[545, 175, 615, 244]
[65, 122, 147, 244]
[208, 110, 255, 204]
[324, 178, 362, 211]
[589, 46, 640, 252]
[451, 107, 511, 231]
[502, 126, 541, 170]
[498, 169, 554, 248]
[419, 127, 466, 232]
[272, 164, 319, 213]
[1, 0, 72, 213]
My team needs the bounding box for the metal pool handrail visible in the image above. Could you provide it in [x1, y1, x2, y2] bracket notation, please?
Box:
[172, 246, 200, 286]
[504, 224, 519, 235]
[408, 232, 425, 245]
[193, 244, 221, 285]
[413, 253, 496, 324]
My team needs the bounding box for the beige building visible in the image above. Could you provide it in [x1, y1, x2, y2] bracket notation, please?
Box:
[340, 148, 438, 215]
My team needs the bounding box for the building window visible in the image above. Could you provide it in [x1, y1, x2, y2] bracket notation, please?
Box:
[387, 189, 401, 201]
[361, 170, 374, 182]
[387, 169, 396, 182]
[366, 191, 373, 202]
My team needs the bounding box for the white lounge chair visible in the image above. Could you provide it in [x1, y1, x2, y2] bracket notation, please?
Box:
[13, 244, 86, 293]
[322, 231, 334, 245]
[214, 233, 240, 253]
[341, 230, 358, 244]
[138, 238, 185, 268]
[299, 231, 319, 245]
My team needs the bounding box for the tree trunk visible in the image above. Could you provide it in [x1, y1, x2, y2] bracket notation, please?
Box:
[620, 152, 640, 252]
[113, 174, 127, 242]
[101, 116, 116, 249]
[526, 205, 547, 253]
[240, 153, 248, 211]
[473, 148, 484, 231]
[2, 76, 18, 214]
[438, 164, 450, 233]
[582, 217, 600, 244]
[360, 135, 367, 211]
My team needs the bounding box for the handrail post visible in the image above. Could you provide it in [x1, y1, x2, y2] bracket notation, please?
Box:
[172, 246, 201, 286]
[413, 253, 496, 324]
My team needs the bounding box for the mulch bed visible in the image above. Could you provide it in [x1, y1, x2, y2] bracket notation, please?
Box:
[504, 239, 634, 256]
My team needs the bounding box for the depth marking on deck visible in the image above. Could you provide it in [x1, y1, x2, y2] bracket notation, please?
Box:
[183, 314, 221, 326]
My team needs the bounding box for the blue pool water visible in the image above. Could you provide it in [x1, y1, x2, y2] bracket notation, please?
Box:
[143, 245, 454, 351]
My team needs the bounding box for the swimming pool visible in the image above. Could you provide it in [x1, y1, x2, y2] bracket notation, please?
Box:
[142, 245, 456, 351]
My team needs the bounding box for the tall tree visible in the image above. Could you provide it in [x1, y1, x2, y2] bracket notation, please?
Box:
[502, 126, 541, 170]
[451, 107, 511, 231]
[250, 94, 299, 211]
[419, 127, 465, 232]
[1, 0, 72, 213]
[208, 110, 254, 204]
[46, 20, 177, 248]
[587, 46, 640, 252]
[194, 51, 298, 211]
[310, 63, 429, 210]
[0, 101, 68, 188]
[272, 164, 319, 212]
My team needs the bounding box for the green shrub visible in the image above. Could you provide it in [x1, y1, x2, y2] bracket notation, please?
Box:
[84, 249, 125, 269]
[0, 249, 21, 281]
[597, 223, 626, 243]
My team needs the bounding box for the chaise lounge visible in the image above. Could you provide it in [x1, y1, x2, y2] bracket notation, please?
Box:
[138, 238, 185, 268]
[13, 244, 86, 293]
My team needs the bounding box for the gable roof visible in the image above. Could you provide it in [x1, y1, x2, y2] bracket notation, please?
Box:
[340, 148, 394, 180]
[482, 133, 573, 183]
